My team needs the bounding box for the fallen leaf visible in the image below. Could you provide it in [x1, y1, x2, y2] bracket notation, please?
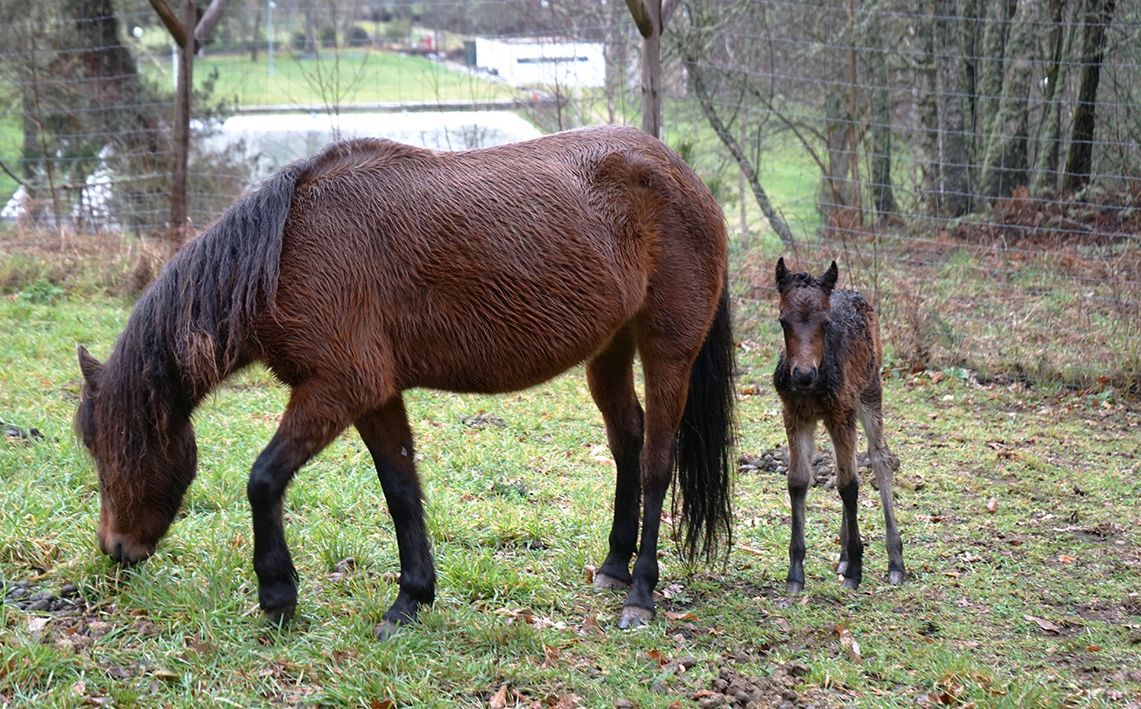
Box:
[582, 564, 595, 584]
[1024, 614, 1063, 634]
[1086, 645, 1101, 652]
[986, 498, 998, 514]
[663, 611, 697, 622]
[834, 625, 862, 662]
[1057, 554, 1076, 564]
[27, 617, 50, 641]
[370, 700, 396, 709]
[489, 684, 509, 709]
[152, 668, 179, 682]
[647, 648, 667, 665]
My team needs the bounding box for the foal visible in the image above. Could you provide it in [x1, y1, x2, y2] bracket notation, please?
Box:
[772, 258, 905, 592]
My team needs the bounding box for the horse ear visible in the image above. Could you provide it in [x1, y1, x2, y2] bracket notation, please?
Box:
[819, 260, 839, 293]
[775, 257, 789, 288]
[77, 345, 103, 389]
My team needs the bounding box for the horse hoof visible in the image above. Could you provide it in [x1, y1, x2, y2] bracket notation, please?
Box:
[618, 606, 653, 629]
[374, 620, 403, 641]
[836, 560, 848, 575]
[786, 580, 804, 594]
[593, 572, 632, 591]
[263, 601, 296, 626]
[841, 577, 860, 590]
[888, 570, 905, 585]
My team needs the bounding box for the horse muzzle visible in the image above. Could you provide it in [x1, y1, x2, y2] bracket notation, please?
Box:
[98, 530, 155, 565]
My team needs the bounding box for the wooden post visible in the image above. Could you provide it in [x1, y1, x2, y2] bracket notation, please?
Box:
[625, 0, 679, 138]
[147, 0, 230, 242]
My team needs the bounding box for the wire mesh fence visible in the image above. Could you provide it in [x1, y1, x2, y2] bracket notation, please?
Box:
[0, 0, 1137, 388]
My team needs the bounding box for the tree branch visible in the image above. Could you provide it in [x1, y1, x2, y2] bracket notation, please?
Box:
[684, 53, 797, 246]
[195, 0, 232, 45]
[147, 0, 188, 47]
[625, 0, 654, 38]
[662, 0, 681, 26]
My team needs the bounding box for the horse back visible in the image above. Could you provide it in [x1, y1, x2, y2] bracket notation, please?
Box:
[257, 127, 727, 398]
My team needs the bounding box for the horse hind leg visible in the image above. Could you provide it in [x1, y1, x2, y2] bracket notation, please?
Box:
[248, 380, 355, 624]
[354, 396, 436, 640]
[859, 385, 905, 585]
[586, 327, 643, 592]
[785, 416, 816, 593]
[827, 413, 864, 590]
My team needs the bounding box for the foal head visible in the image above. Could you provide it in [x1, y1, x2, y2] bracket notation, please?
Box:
[75, 346, 197, 565]
[775, 258, 838, 390]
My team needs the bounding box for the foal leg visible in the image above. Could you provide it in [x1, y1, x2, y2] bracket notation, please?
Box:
[785, 417, 816, 593]
[827, 414, 864, 590]
[859, 386, 905, 585]
[587, 328, 644, 591]
[248, 381, 351, 623]
[355, 397, 436, 639]
[617, 354, 689, 629]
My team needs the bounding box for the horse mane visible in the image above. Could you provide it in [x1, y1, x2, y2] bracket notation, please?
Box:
[79, 159, 310, 469]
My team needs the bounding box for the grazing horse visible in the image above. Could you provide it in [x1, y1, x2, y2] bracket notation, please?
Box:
[74, 126, 736, 636]
[772, 258, 904, 592]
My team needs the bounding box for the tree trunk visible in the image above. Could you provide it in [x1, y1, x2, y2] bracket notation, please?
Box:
[1032, 0, 1068, 194]
[916, 0, 939, 212]
[1063, 0, 1116, 192]
[979, 0, 1037, 201]
[868, 5, 898, 222]
[975, 0, 1016, 159]
[823, 87, 857, 232]
[170, 0, 195, 240]
[937, 0, 971, 216]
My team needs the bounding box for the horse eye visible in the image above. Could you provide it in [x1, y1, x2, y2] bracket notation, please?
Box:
[778, 318, 789, 329]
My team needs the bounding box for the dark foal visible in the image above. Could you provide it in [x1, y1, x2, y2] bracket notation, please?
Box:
[74, 126, 735, 637]
[772, 258, 904, 592]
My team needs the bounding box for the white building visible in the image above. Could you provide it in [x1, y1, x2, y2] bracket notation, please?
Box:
[473, 37, 605, 89]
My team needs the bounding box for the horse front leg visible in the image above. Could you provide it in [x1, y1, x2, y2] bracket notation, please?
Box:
[355, 397, 436, 639]
[586, 328, 643, 591]
[785, 416, 816, 593]
[827, 415, 863, 590]
[248, 382, 349, 624]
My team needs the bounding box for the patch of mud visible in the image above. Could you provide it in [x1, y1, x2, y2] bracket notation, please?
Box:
[737, 448, 873, 489]
[690, 659, 847, 708]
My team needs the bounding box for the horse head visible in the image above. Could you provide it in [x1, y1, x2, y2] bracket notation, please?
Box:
[76, 345, 197, 565]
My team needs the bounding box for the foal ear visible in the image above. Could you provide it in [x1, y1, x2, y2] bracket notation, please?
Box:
[819, 260, 839, 293]
[77, 345, 103, 389]
[775, 257, 790, 288]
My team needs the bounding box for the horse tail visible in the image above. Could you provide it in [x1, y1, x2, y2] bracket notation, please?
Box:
[674, 281, 736, 564]
[159, 159, 308, 395]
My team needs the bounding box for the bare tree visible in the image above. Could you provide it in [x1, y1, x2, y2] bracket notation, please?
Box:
[1064, 0, 1117, 191]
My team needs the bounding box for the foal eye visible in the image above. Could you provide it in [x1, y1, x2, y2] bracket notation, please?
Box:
[778, 318, 789, 329]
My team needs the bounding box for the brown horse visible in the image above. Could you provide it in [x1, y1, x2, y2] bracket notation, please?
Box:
[75, 126, 736, 637]
[772, 258, 904, 592]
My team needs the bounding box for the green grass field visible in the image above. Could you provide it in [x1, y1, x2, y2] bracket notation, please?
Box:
[154, 50, 517, 108]
[0, 291, 1137, 706]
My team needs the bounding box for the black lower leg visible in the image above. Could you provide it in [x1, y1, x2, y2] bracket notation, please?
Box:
[838, 480, 863, 589]
[617, 484, 665, 629]
[248, 436, 302, 622]
[598, 444, 641, 585]
[787, 482, 808, 593]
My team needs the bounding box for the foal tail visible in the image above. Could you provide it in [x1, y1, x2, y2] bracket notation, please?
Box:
[674, 283, 736, 564]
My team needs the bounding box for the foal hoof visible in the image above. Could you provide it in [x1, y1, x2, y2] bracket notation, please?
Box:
[888, 569, 905, 586]
[618, 605, 653, 629]
[841, 576, 861, 590]
[593, 572, 632, 591]
[374, 620, 403, 641]
[786, 580, 804, 594]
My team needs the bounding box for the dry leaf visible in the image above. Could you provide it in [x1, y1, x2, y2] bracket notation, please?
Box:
[986, 498, 998, 514]
[582, 564, 595, 584]
[834, 625, 862, 662]
[152, 668, 180, 682]
[1024, 614, 1063, 634]
[489, 683, 509, 709]
[1057, 554, 1076, 564]
[663, 611, 697, 622]
[370, 700, 396, 709]
[647, 648, 667, 665]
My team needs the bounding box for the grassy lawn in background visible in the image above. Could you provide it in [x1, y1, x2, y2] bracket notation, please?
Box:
[153, 50, 518, 108]
[0, 285, 1136, 706]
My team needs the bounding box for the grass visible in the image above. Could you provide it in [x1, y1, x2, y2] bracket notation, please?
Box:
[151, 50, 517, 108]
[0, 286, 1138, 706]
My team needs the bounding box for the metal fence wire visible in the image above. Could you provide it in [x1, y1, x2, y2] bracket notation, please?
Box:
[0, 0, 1137, 388]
